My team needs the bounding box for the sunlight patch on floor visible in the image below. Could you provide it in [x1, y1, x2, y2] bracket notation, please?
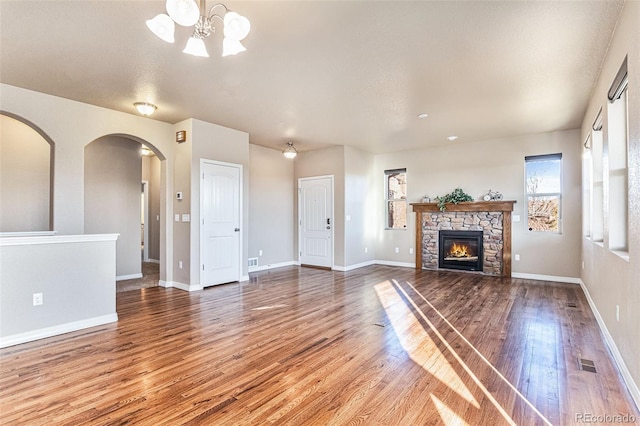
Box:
[431, 394, 471, 426]
[374, 280, 479, 408]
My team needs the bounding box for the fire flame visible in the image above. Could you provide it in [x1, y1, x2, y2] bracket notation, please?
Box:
[448, 242, 471, 258]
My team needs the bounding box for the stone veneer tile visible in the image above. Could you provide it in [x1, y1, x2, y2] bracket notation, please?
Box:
[422, 211, 504, 276]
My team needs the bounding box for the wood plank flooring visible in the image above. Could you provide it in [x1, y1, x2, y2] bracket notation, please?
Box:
[1, 265, 638, 425]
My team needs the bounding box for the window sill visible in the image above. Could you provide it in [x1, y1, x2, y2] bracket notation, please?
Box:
[611, 250, 630, 262]
[594, 241, 604, 248]
[385, 228, 407, 231]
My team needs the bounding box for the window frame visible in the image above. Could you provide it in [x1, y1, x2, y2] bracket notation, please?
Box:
[384, 168, 407, 230]
[525, 153, 563, 234]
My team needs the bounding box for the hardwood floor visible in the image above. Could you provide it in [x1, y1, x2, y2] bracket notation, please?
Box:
[1, 266, 638, 425]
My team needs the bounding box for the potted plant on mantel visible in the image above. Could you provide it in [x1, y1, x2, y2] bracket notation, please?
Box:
[435, 188, 474, 212]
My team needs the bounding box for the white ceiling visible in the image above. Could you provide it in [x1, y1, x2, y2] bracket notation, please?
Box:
[0, 1, 624, 154]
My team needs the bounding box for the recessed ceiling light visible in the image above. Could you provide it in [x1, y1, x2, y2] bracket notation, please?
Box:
[447, 136, 458, 141]
[417, 113, 429, 119]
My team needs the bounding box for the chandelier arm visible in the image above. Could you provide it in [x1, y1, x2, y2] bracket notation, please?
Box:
[206, 3, 229, 20]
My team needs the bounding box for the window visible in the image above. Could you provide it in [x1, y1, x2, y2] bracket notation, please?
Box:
[525, 154, 562, 233]
[591, 110, 604, 242]
[583, 136, 592, 239]
[607, 57, 628, 253]
[384, 168, 407, 229]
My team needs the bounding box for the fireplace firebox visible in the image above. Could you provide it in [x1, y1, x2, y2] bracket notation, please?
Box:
[438, 230, 483, 272]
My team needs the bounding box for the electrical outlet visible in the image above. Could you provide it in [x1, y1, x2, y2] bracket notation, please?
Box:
[514, 254, 520, 261]
[259, 250, 263, 256]
[33, 293, 43, 306]
[513, 214, 520, 222]
[582, 261, 585, 269]
[179, 261, 183, 269]
[394, 247, 399, 253]
[364, 247, 368, 253]
[409, 248, 414, 254]
[616, 305, 620, 322]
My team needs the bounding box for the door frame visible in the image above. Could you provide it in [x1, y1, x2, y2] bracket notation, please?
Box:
[199, 159, 243, 287]
[298, 175, 334, 269]
[141, 180, 150, 263]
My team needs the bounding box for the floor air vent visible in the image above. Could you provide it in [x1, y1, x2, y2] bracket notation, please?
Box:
[248, 258, 258, 268]
[578, 358, 597, 373]
[566, 302, 578, 308]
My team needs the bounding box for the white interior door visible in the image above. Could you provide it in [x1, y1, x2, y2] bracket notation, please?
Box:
[201, 161, 241, 287]
[299, 176, 333, 268]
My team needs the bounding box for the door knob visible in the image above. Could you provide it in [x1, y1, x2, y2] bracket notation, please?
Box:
[326, 226, 331, 229]
[234, 228, 240, 232]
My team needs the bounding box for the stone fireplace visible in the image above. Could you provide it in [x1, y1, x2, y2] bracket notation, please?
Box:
[411, 201, 516, 277]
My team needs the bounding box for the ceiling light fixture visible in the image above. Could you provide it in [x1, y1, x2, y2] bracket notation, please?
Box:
[417, 113, 429, 119]
[283, 142, 298, 159]
[146, 1, 250, 58]
[134, 102, 157, 116]
[447, 136, 458, 141]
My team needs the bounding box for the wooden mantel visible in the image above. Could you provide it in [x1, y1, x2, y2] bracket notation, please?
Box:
[411, 201, 516, 277]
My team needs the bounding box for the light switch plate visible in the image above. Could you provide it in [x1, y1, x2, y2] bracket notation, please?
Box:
[182, 214, 190, 222]
[174, 214, 180, 222]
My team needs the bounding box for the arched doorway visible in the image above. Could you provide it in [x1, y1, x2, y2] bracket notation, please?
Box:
[84, 134, 165, 291]
[0, 112, 54, 232]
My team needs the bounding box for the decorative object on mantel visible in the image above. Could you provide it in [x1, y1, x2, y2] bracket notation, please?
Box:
[435, 188, 474, 212]
[422, 195, 431, 203]
[483, 189, 503, 201]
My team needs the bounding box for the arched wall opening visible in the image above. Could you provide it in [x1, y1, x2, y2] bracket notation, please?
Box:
[0, 112, 55, 232]
[84, 134, 166, 285]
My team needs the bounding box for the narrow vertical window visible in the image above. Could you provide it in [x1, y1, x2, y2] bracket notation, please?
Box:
[591, 110, 604, 242]
[607, 56, 628, 253]
[384, 168, 407, 229]
[525, 154, 562, 233]
[583, 135, 592, 239]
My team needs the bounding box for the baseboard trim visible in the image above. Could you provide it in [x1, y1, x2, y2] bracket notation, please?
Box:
[0, 313, 118, 348]
[332, 260, 376, 272]
[147, 259, 160, 264]
[579, 281, 640, 411]
[375, 260, 416, 268]
[511, 272, 582, 284]
[116, 273, 143, 281]
[249, 261, 298, 273]
[241, 275, 250, 282]
[158, 281, 201, 292]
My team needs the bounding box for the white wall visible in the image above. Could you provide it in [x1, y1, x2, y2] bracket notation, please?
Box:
[344, 146, 376, 267]
[580, 0, 640, 406]
[191, 119, 250, 285]
[0, 114, 51, 232]
[84, 136, 142, 278]
[294, 146, 346, 267]
[0, 84, 174, 282]
[248, 144, 295, 268]
[374, 130, 582, 278]
[0, 235, 118, 347]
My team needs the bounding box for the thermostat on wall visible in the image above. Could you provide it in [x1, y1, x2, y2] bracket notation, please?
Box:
[176, 192, 183, 200]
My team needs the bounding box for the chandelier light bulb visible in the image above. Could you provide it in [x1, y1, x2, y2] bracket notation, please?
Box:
[166, 0, 200, 27]
[146, 14, 175, 43]
[223, 12, 251, 41]
[183, 36, 209, 57]
[222, 38, 246, 56]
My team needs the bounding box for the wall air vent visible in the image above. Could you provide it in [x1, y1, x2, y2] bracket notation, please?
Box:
[248, 258, 258, 268]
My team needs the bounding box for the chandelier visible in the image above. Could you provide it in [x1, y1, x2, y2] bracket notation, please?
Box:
[146, 0, 250, 58]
